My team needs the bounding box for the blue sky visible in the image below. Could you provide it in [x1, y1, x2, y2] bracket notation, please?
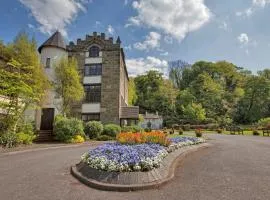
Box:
[1, 0, 270, 76]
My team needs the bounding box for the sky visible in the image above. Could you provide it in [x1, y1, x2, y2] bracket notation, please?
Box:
[0, 0, 270, 76]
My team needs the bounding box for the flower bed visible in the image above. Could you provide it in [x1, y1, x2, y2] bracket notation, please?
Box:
[116, 131, 170, 146]
[81, 136, 205, 172]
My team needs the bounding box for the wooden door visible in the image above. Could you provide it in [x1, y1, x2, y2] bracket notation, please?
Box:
[40, 108, 54, 130]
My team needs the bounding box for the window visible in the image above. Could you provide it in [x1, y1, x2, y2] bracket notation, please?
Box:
[89, 46, 100, 57]
[84, 84, 101, 103]
[82, 113, 100, 122]
[84, 64, 102, 76]
[46, 58, 51, 68]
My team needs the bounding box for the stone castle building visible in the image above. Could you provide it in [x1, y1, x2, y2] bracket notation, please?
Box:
[36, 31, 139, 134]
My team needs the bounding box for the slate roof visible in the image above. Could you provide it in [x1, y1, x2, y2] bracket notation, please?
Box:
[38, 31, 66, 53]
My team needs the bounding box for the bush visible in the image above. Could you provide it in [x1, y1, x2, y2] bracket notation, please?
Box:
[84, 121, 103, 139]
[54, 116, 84, 142]
[195, 129, 202, 137]
[179, 128, 183, 135]
[121, 125, 142, 133]
[102, 124, 121, 137]
[253, 130, 260, 136]
[70, 135, 85, 143]
[96, 135, 114, 141]
[0, 132, 18, 148]
[182, 124, 190, 131]
[258, 118, 270, 128]
[17, 132, 36, 145]
[216, 128, 223, 134]
[144, 127, 152, 132]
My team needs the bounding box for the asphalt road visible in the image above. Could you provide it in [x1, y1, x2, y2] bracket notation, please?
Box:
[0, 134, 270, 200]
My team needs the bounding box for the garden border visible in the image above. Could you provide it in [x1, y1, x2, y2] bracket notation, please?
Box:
[71, 143, 211, 192]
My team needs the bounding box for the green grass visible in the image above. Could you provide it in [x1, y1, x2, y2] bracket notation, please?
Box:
[167, 130, 267, 137]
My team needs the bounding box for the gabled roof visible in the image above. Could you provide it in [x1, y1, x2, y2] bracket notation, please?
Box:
[38, 31, 66, 53]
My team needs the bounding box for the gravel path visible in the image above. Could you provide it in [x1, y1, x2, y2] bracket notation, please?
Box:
[0, 134, 270, 200]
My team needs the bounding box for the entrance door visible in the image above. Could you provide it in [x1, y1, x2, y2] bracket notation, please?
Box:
[40, 108, 55, 130]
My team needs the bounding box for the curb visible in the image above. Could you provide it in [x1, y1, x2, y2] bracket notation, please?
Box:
[71, 143, 211, 192]
[0, 142, 102, 156]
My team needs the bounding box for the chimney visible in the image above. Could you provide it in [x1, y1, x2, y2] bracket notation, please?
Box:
[77, 38, 82, 45]
[93, 31, 97, 37]
[101, 33, 105, 39]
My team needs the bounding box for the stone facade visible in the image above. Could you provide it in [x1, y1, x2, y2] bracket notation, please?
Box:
[65, 32, 138, 125]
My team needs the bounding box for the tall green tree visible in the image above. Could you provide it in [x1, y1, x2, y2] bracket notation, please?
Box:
[0, 33, 49, 133]
[128, 78, 137, 105]
[54, 57, 84, 116]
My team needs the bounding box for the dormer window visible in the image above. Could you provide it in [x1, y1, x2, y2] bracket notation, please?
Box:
[89, 46, 100, 57]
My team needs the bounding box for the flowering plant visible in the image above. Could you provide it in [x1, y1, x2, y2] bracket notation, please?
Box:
[116, 131, 171, 146]
[81, 136, 205, 172]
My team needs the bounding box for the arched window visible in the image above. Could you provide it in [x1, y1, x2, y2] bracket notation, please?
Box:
[89, 46, 100, 57]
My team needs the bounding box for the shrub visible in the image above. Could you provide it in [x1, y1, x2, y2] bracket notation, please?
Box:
[253, 130, 260, 136]
[103, 124, 121, 137]
[96, 135, 114, 141]
[54, 117, 84, 142]
[17, 132, 36, 145]
[84, 121, 103, 139]
[216, 128, 223, 134]
[195, 129, 203, 137]
[70, 135, 85, 143]
[258, 118, 270, 128]
[182, 124, 190, 131]
[179, 128, 183, 135]
[144, 127, 152, 132]
[0, 132, 18, 148]
[121, 125, 142, 133]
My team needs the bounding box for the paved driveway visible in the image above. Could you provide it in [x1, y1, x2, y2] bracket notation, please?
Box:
[0, 134, 270, 200]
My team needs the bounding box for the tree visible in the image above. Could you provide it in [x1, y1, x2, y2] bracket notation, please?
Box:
[128, 78, 137, 105]
[0, 33, 49, 133]
[54, 57, 84, 116]
[182, 103, 206, 122]
[233, 75, 270, 124]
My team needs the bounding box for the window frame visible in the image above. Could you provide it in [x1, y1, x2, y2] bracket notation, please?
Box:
[84, 84, 101, 103]
[89, 46, 100, 57]
[81, 113, 100, 122]
[84, 64, 102, 76]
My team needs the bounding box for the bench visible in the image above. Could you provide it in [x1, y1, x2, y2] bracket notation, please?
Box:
[262, 128, 270, 136]
[227, 126, 244, 135]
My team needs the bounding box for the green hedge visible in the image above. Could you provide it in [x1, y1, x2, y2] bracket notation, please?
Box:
[102, 124, 121, 137]
[84, 121, 103, 139]
[54, 116, 84, 142]
[121, 125, 142, 133]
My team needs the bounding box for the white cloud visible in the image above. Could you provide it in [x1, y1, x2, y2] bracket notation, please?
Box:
[124, 0, 128, 5]
[127, 0, 211, 41]
[164, 35, 173, 44]
[19, 0, 88, 37]
[253, 0, 270, 7]
[219, 21, 229, 31]
[124, 45, 132, 50]
[160, 52, 169, 56]
[107, 25, 115, 35]
[27, 23, 35, 29]
[126, 56, 169, 76]
[238, 33, 249, 45]
[236, 0, 270, 17]
[134, 32, 161, 51]
[237, 33, 258, 54]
